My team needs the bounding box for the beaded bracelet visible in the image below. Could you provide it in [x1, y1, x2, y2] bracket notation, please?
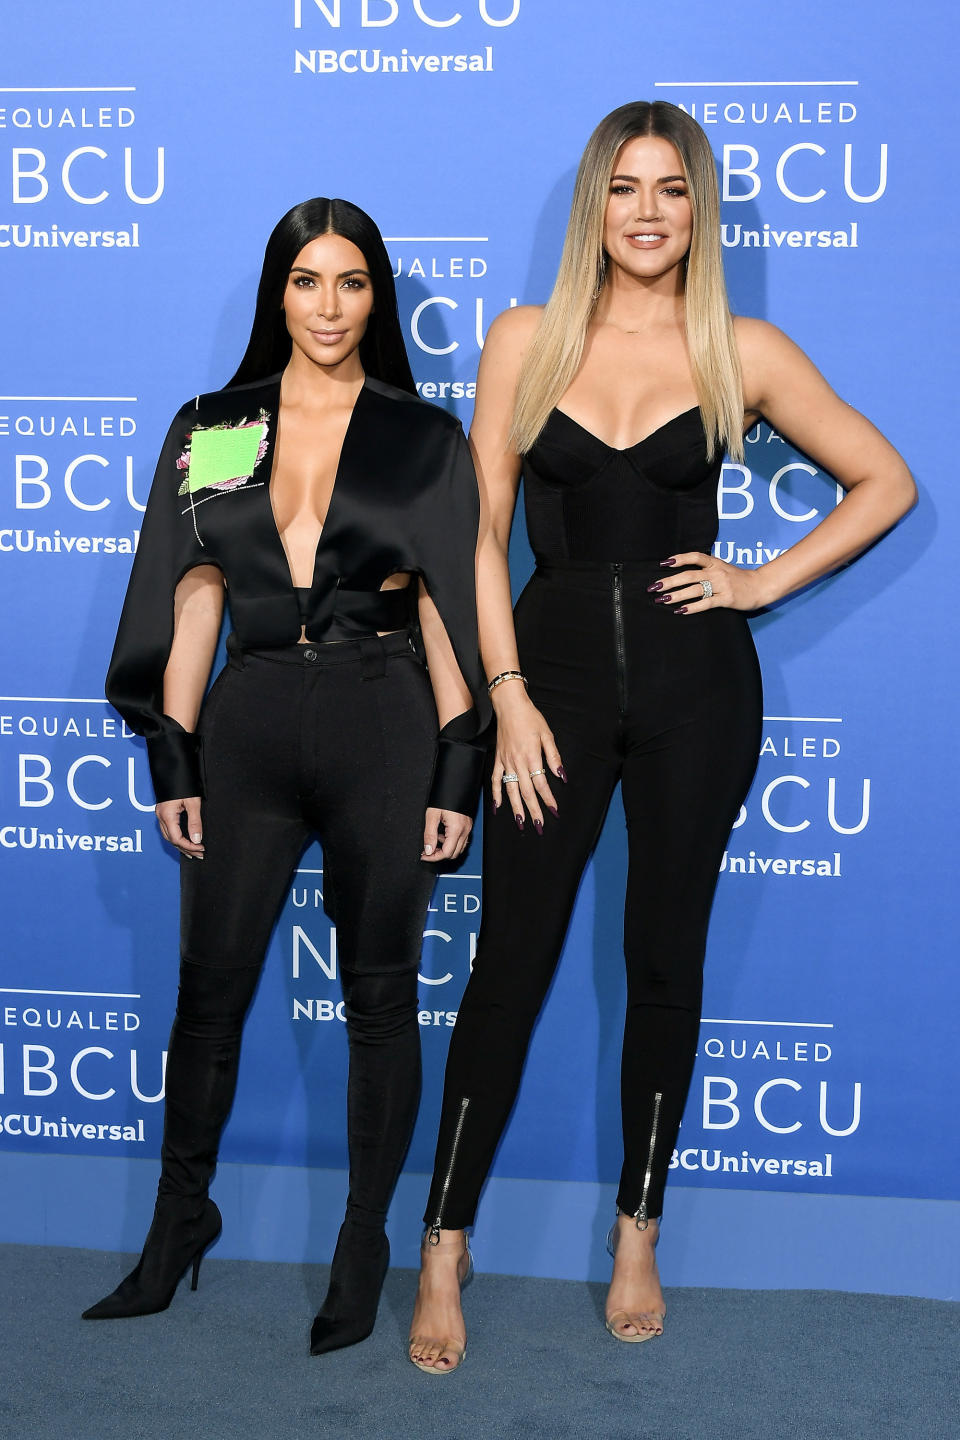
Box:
[487, 670, 528, 694]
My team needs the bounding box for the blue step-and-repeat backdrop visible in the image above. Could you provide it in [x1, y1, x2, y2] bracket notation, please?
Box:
[2, 1, 957, 1296]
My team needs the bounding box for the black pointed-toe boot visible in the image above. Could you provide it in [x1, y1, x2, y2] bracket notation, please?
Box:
[82, 1196, 222, 1319]
[82, 960, 256, 1321]
[309, 1215, 391, 1354]
[309, 967, 421, 1354]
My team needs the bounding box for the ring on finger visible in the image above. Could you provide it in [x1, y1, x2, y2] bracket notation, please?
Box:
[700, 579, 714, 599]
[529, 768, 545, 779]
[502, 773, 520, 784]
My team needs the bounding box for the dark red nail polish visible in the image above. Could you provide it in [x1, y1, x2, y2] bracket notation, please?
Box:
[647, 581, 663, 592]
[675, 606, 688, 615]
[656, 594, 671, 604]
[492, 800, 499, 813]
[515, 814, 525, 831]
[557, 766, 568, 783]
[548, 805, 558, 817]
[661, 557, 676, 566]
[534, 819, 544, 836]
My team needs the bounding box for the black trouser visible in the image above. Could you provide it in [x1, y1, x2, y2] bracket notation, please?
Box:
[160, 631, 439, 1231]
[425, 561, 762, 1230]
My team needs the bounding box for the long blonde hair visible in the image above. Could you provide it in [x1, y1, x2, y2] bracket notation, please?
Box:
[511, 101, 743, 463]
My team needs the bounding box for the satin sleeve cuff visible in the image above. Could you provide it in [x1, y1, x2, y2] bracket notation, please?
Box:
[428, 710, 490, 817]
[146, 724, 204, 804]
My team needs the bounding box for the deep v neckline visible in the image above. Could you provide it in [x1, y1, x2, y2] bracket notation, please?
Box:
[266, 376, 368, 594]
[551, 404, 700, 454]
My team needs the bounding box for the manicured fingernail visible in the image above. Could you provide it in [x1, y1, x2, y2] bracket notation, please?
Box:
[548, 805, 558, 817]
[515, 814, 524, 831]
[647, 581, 663, 592]
[557, 766, 568, 783]
[492, 800, 499, 813]
[534, 819, 543, 836]
[655, 594, 671, 604]
[424, 844, 434, 855]
[191, 833, 202, 843]
[675, 606, 688, 615]
[661, 557, 676, 566]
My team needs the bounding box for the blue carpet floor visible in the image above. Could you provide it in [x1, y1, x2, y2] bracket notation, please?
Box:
[2, 1244, 956, 1440]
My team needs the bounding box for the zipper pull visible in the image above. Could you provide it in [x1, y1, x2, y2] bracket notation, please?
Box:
[428, 1223, 441, 1246]
[633, 1202, 649, 1232]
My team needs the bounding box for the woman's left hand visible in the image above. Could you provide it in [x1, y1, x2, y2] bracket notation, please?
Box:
[652, 551, 770, 613]
[421, 807, 473, 863]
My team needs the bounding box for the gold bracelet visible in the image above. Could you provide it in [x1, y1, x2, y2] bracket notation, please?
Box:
[487, 670, 527, 693]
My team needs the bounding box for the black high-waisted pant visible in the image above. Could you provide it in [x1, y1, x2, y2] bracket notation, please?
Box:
[424, 561, 762, 1230]
[161, 631, 439, 1231]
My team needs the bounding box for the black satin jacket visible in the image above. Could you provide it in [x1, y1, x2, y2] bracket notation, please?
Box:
[105, 373, 491, 814]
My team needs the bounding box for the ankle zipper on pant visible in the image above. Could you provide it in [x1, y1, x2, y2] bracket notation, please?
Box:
[429, 1096, 470, 1245]
[612, 563, 626, 715]
[632, 1090, 662, 1231]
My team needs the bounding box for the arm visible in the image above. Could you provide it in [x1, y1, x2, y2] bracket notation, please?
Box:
[106, 401, 209, 801]
[470, 307, 564, 830]
[155, 565, 225, 857]
[660, 318, 917, 613]
[418, 580, 474, 862]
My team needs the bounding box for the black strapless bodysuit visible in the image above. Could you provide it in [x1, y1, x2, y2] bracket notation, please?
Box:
[522, 406, 722, 563]
[423, 402, 764, 1238]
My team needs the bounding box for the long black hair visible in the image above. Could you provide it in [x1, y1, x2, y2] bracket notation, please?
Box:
[227, 197, 415, 393]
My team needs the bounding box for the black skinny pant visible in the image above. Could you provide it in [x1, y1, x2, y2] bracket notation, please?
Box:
[425, 562, 762, 1230]
[160, 632, 439, 1231]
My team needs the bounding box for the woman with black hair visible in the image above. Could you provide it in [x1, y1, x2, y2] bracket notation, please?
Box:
[81, 198, 489, 1355]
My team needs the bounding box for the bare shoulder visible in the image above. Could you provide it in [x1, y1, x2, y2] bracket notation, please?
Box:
[472, 308, 543, 453]
[476, 305, 544, 406]
[733, 315, 825, 412]
[484, 304, 543, 356]
[733, 314, 800, 364]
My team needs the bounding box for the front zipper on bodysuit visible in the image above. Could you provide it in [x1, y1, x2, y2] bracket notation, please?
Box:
[612, 563, 626, 715]
[428, 1096, 470, 1244]
[610, 566, 660, 1228]
[610, 570, 662, 1230]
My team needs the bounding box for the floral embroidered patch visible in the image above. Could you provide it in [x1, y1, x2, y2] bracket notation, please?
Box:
[177, 411, 270, 496]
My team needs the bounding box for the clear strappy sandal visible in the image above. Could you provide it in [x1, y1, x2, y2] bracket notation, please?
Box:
[604, 1212, 666, 1343]
[408, 1231, 474, 1375]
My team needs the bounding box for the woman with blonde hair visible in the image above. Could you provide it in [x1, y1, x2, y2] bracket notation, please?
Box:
[408, 100, 914, 1372]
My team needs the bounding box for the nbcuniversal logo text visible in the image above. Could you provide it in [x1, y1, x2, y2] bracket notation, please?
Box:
[664, 79, 891, 253]
[2, 90, 166, 252]
[293, 0, 520, 75]
[0, 83, 167, 255]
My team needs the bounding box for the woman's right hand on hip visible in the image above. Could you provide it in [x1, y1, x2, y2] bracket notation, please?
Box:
[491, 686, 565, 831]
[156, 797, 205, 858]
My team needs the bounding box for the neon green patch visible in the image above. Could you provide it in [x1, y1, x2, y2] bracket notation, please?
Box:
[186, 423, 267, 492]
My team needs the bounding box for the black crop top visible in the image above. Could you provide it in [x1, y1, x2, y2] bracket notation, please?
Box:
[522, 407, 721, 563]
[106, 373, 491, 814]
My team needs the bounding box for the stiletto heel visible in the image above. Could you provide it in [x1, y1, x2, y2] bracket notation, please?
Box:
[408, 1231, 473, 1375]
[82, 1197, 222, 1320]
[309, 1218, 390, 1355]
[604, 1212, 666, 1344]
